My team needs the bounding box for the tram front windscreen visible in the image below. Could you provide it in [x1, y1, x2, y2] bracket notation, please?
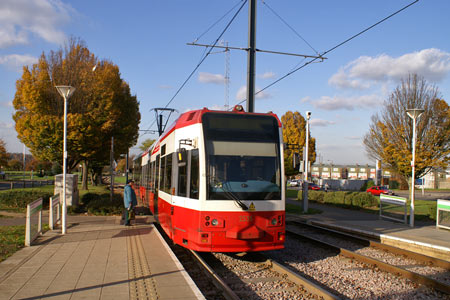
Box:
[202, 113, 282, 201]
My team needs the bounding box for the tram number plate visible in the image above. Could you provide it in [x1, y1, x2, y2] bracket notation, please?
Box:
[239, 215, 254, 222]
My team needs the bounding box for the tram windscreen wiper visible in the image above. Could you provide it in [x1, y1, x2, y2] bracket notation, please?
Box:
[223, 182, 248, 210]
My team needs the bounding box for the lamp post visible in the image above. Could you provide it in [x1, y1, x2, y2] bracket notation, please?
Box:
[303, 111, 311, 212]
[55, 85, 76, 234]
[406, 108, 424, 227]
[305, 111, 311, 182]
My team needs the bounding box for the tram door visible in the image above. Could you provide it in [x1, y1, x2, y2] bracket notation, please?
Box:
[154, 154, 160, 222]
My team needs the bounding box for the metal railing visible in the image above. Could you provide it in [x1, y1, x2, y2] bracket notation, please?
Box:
[25, 198, 43, 246]
[436, 199, 450, 230]
[379, 194, 408, 224]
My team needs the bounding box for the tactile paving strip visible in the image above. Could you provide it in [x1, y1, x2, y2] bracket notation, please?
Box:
[128, 229, 159, 300]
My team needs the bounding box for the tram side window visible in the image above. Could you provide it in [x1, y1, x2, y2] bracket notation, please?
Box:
[160, 156, 167, 193]
[165, 154, 173, 194]
[155, 155, 160, 191]
[190, 149, 199, 199]
[178, 153, 187, 197]
[149, 161, 155, 192]
[142, 164, 147, 189]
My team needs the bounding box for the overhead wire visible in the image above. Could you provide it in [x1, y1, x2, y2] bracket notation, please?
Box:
[233, 0, 420, 108]
[139, 0, 248, 138]
[261, 0, 320, 56]
[164, 0, 247, 110]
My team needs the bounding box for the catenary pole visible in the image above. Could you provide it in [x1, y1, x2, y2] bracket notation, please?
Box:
[246, 0, 256, 113]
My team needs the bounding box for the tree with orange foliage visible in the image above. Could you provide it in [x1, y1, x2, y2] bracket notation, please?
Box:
[0, 139, 8, 170]
[281, 111, 316, 176]
[13, 38, 140, 189]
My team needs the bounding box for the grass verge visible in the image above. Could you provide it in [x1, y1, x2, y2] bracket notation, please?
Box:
[0, 225, 25, 263]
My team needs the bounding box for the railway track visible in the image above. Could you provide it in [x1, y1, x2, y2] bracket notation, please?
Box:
[156, 222, 449, 299]
[286, 220, 450, 295]
[193, 251, 339, 300]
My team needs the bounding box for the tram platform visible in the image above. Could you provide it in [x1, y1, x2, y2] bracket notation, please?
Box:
[0, 215, 204, 300]
[287, 198, 450, 262]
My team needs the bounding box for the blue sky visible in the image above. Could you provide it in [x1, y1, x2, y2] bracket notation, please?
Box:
[1, 0, 449, 165]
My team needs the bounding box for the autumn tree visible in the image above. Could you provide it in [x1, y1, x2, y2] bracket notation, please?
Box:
[363, 74, 450, 183]
[139, 139, 156, 152]
[13, 38, 140, 189]
[281, 111, 316, 176]
[0, 139, 8, 170]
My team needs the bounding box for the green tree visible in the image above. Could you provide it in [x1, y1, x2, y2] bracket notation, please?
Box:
[13, 38, 140, 189]
[281, 111, 316, 176]
[139, 139, 156, 152]
[0, 139, 8, 169]
[363, 74, 450, 182]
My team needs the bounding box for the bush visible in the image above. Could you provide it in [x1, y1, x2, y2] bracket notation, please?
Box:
[0, 190, 52, 210]
[308, 190, 325, 203]
[81, 193, 102, 206]
[83, 193, 123, 215]
[297, 190, 378, 209]
[297, 190, 303, 201]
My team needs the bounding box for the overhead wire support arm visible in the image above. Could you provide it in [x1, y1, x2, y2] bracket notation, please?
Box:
[187, 43, 327, 60]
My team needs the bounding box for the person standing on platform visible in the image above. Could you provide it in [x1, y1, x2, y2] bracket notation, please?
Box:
[124, 180, 137, 226]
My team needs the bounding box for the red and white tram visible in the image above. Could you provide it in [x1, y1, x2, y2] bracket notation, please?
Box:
[133, 105, 285, 252]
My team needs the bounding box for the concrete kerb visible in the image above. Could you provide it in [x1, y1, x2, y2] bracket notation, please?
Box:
[153, 224, 206, 300]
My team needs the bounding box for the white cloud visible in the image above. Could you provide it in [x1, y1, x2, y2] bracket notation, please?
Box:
[0, 101, 13, 108]
[0, 54, 38, 72]
[236, 86, 272, 101]
[345, 136, 361, 141]
[198, 72, 225, 84]
[307, 94, 381, 111]
[0, 121, 14, 129]
[0, 0, 72, 48]
[258, 71, 275, 79]
[329, 48, 450, 89]
[309, 119, 335, 127]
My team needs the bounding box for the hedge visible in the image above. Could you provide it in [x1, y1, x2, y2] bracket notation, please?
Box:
[298, 190, 378, 209]
[0, 190, 52, 211]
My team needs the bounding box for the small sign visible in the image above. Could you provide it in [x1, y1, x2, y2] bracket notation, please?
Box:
[249, 202, 255, 211]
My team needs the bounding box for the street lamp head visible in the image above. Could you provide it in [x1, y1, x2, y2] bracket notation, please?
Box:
[55, 86, 76, 99]
[406, 108, 425, 119]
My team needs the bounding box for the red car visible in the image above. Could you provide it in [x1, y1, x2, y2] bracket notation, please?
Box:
[366, 185, 393, 196]
[308, 182, 321, 190]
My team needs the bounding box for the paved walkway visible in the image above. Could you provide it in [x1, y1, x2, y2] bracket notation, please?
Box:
[0, 215, 204, 300]
[287, 199, 450, 261]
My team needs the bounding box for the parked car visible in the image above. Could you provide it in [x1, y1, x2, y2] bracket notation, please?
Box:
[366, 185, 394, 196]
[288, 180, 300, 187]
[308, 182, 321, 190]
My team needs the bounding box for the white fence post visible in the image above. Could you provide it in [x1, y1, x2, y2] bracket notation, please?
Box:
[379, 194, 408, 224]
[49, 194, 61, 230]
[25, 198, 43, 246]
[436, 199, 450, 230]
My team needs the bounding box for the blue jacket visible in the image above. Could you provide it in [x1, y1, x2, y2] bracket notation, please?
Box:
[124, 184, 137, 209]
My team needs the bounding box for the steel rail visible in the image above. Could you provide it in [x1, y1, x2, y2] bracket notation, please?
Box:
[288, 220, 450, 270]
[266, 258, 340, 300]
[191, 248, 341, 299]
[287, 229, 450, 295]
[189, 250, 240, 300]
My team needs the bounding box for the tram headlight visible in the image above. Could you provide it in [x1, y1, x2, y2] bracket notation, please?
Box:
[271, 218, 278, 225]
[211, 219, 218, 226]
